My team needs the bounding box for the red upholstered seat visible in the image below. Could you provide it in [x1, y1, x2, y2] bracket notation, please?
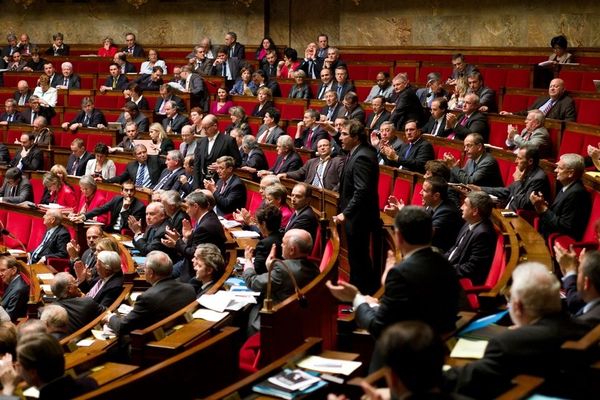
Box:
[391, 174, 412, 207]
[93, 93, 124, 109]
[4, 213, 32, 250]
[273, 98, 307, 121]
[411, 181, 424, 206]
[239, 332, 261, 376]
[575, 98, 600, 126]
[558, 123, 600, 158]
[377, 167, 395, 210]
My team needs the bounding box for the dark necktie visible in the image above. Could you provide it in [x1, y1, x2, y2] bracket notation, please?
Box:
[71, 158, 79, 175]
[431, 121, 438, 136]
[404, 143, 412, 158]
[63, 78, 68, 87]
[182, 143, 188, 157]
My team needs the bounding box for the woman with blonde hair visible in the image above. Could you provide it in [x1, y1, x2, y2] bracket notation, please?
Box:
[40, 172, 78, 208]
[447, 77, 468, 111]
[148, 123, 174, 155]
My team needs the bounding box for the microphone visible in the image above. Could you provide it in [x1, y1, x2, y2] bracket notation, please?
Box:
[262, 259, 308, 312]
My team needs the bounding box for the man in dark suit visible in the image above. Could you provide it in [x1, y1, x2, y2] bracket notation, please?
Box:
[445, 133, 504, 187]
[65, 138, 94, 177]
[66, 225, 102, 284]
[0, 167, 33, 204]
[30, 209, 71, 264]
[180, 65, 206, 109]
[421, 176, 463, 253]
[384, 120, 434, 174]
[503, 78, 577, 122]
[154, 84, 186, 118]
[51, 272, 105, 333]
[244, 228, 320, 333]
[334, 119, 380, 294]
[161, 100, 187, 134]
[261, 49, 280, 78]
[160, 190, 189, 235]
[82, 181, 146, 233]
[0, 99, 21, 124]
[55, 61, 81, 90]
[446, 93, 490, 142]
[153, 150, 185, 191]
[43, 62, 61, 88]
[113, 52, 136, 74]
[315, 68, 337, 100]
[319, 90, 345, 122]
[531, 153, 591, 241]
[557, 249, 600, 326]
[262, 135, 303, 176]
[121, 32, 145, 57]
[445, 262, 587, 399]
[204, 156, 246, 217]
[475, 146, 551, 211]
[194, 114, 242, 186]
[240, 136, 269, 176]
[98, 63, 129, 93]
[255, 108, 285, 145]
[61, 97, 107, 131]
[225, 31, 245, 59]
[189, 45, 213, 76]
[0, 256, 30, 322]
[341, 92, 366, 124]
[106, 144, 163, 188]
[45, 32, 70, 56]
[211, 46, 244, 91]
[467, 71, 496, 112]
[0, 144, 7, 165]
[13, 80, 32, 106]
[445, 191, 497, 285]
[163, 191, 227, 283]
[18, 95, 56, 126]
[295, 109, 330, 153]
[129, 202, 176, 259]
[284, 183, 319, 240]
[421, 97, 453, 137]
[328, 206, 460, 338]
[334, 66, 356, 100]
[79, 250, 124, 308]
[365, 96, 391, 131]
[10, 133, 43, 171]
[415, 72, 449, 108]
[281, 139, 343, 191]
[116, 101, 149, 134]
[389, 73, 426, 131]
[106, 251, 196, 335]
[370, 121, 403, 166]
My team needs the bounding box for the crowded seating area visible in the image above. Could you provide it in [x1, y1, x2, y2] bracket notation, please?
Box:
[0, 24, 599, 399]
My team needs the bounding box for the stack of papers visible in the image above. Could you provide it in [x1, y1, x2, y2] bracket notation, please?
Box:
[253, 369, 327, 399]
[297, 356, 361, 375]
[192, 308, 229, 322]
[450, 338, 488, 359]
[230, 230, 260, 239]
[197, 290, 257, 312]
[220, 218, 241, 229]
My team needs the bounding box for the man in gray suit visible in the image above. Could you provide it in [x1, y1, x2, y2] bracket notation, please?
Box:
[0, 167, 33, 204]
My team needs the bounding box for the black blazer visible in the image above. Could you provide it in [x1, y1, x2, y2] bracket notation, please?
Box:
[390, 85, 426, 130]
[133, 219, 176, 259]
[431, 200, 463, 253]
[84, 196, 146, 233]
[0, 176, 34, 204]
[365, 110, 391, 131]
[451, 111, 490, 142]
[270, 152, 303, 175]
[103, 74, 129, 90]
[86, 272, 125, 308]
[214, 175, 247, 216]
[30, 225, 71, 264]
[422, 114, 453, 137]
[285, 205, 319, 241]
[451, 152, 504, 187]
[44, 44, 70, 56]
[106, 155, 164, 186]
[483, 166, 551, 211]
[252, 232, 283, 275]
[13, 89, 32, 105]
[519, 93, 577, 121]
[154, 95, 186, 114]
[194, 133, 242, 184]
[256, 125, 285, 145]
[56, 297, 105, 333]
[121, 45, 145, 57]
[154, 167, 185, 191]
[19, 106, 56, 125]
[244, 148, 269, 172]
[68, 109, 107, 128]
[391, 137, 435, 174]
[66, 152, 94, 176]
[228, 43, 246, 59]
[319, 103, 345, 122]
[285, 156, 344, 191]
[539, 180, 591, 240]
[355, 247, 460, 337]
[1, 275, 29, 322]
[0, 144, 7, 165]
[55, 74, 81, 89]
[0, 111, 21, 123]
[10, 144, 44, 171]
[445, 218, 497, 285]
[294, 126, 329, 153]
[252, 100, 275, 118]
[161, 113, 187, 134]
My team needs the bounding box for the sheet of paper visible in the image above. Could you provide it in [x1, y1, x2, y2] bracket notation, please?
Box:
[230, 230, 261, 239]
[40, 284, 53, 295]
[192, 308, 229, 322]
[22, 386, 40, 398]
[220, 218, 241, 229]
[91, 329, 116, 341]
[130, 291, 143, 302]
[77, 338, 95, 347]
[117, 304, 133, 315]
[198, 291, 233, 312]
[450, 338, 488, 359]
[37, 273, 55, 280]
[298, 355, 362, 376]
[121, 241, 134, 248]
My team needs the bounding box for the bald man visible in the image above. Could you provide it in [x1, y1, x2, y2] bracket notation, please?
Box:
[30, 208, 70, 264]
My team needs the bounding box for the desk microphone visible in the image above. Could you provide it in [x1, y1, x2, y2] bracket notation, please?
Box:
[262, 259, 308, 312]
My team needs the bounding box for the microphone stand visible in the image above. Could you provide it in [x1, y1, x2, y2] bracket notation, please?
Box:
[261, 260, 307, 312]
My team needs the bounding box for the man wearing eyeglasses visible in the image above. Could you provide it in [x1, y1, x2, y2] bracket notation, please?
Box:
[447, 53, 476, 85]
[445, 93, 490, 142]
[0, 167, 33, 204]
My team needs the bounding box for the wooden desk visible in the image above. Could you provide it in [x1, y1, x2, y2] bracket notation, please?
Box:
[84, 362, 139, 387]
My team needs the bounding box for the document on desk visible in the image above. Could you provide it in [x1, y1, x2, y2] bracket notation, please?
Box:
[220, 218, 241, 229]
[192, 308, 229, 322]
[37, 273, 55, 280]
[230, 230, 261, 239]
[297, 355, 362, 376]
[450, 338, 488, 359]
[198, 290, 257, 312]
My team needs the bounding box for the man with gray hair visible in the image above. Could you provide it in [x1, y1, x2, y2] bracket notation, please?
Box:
[506, 109, 552, 158]
[389, 73, 425, 131]
[258, 135, 302, 177]
[40, 305, 69, 340]
[445, 92, 489, 142]
[162, 100, 187, 134]
[30, 208, 70, 264]
[80, 250, 124, 308]
[204, 155, 246, 216]
[445, 261, 588, 398]
[154, 150, 185, 191]
[179, 125, 198, 157]
[445, 191, 497, 285]
[240, 135, 268, 174]
[51, 272, 104, 334]
[530, 153, 591, 240]
[56, 61, 80, 90]
[105, 250, 196, 335]
[129, 201, 176, 259]
[416, 72, 448, 108]
[160, 190, 188, 235]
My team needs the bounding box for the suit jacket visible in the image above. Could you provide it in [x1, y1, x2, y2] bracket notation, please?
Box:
[68, 109, 107, 128]
[508, 127, 552, 159]
[154, 94, 186, 114]
[191, 58, 213, 76]
[315, 81, 337, 100]
[109, 277, 195, 335]
[161, 113, 187, 134]
[390, 85, 426, 130]
[338, 143, 380, 235]
[56, 74, 81, 89]
[445, 218, 497, 285]
[30, 225, 71, 264]
[134, 74, 163, 91]
[0, 176, 33, 204]
[431, 200, 463, 252]
[285, 205, 319, 240]
[519, 93, 577, 121]
[539, 180, 591, 240]
[416, 88, 449, 108]
[106, 156, 164, 186]
[445, 313, 588, 399]
[154, 167, 185, 191]
[483, 166, 551, 211]
[252, 100, 275, 118]
[256, 124, 285, 145]
[451, 152, 504, 187]
[356, 247, 460, 337]
[10, 144, 44, 171]
[211, 58, 244, 88]
[121, 44, 145, 57]
[177, 211, 227, 283]
[56, 297, 105, 333]
[66, 152, 94, 176]
[19, 106, 56, 125]
[294, 126, 329, 153]
[451, 111, 490, 142]
[244, 148, 269, 172]
[103, 74, 129, 90]
[168, 209, 189, 235]
[319, 102, 345, 122]
[252, 232, 283, 275]
[194, 133, 242, 184]
[1, 275, 29, 322]
[270, 152, 303, 175]
[335, 81, 356, 100]
[422, 114, 453, 137]
[343, 105, 366, 124]
[391, 137, 435, 174]
[45, 44, 71, 56]
[214, 175, 247, 216]
[298, 57, 323, 80]
[13, 89, 32, 105]
[365, 110, 391, 131]
[376, 136, 403, 166]
[0, 111, 21, 123]
[285, 156, 343, 191]
[0, 144, 7, 165]
[228, 43, 246, 59]
[85, 196, 146, 233]
[133, 219, 176, 259]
